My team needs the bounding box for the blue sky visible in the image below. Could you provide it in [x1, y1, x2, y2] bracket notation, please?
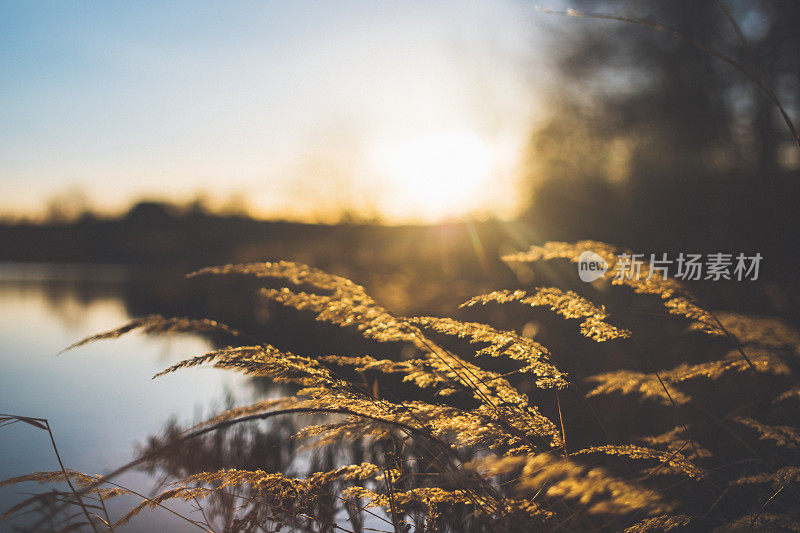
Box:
[1, 1, 554, 221]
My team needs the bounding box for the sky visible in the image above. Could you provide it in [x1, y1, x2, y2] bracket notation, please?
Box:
[1, 1, 557, 222]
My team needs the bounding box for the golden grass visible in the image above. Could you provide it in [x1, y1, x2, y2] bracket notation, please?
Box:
[3, 241, 800, 532]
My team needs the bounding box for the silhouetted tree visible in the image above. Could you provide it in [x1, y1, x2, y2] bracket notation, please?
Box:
[524, 1, 800, 265]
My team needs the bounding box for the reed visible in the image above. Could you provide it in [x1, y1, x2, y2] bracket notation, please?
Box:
[3, 242, 799, 532]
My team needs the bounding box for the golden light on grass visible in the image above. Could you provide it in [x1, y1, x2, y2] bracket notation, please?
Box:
[8, 243, 800, 531]
[372, 131, 496, 220]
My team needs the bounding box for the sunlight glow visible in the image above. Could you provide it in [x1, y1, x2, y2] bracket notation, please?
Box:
[372, 132, 496, 220]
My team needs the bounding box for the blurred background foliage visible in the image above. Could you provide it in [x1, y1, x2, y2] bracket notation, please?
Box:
[524, 1, 800, 264]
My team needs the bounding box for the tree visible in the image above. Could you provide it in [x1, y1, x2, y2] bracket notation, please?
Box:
[524, 1, 800, 260]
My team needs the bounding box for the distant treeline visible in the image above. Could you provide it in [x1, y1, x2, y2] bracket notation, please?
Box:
[0, 200, 326, 265]
[1, 199, 798, 326]
[0, 200, 512, 274]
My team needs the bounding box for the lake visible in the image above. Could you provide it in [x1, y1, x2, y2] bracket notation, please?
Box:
[0, 264, 254, 531]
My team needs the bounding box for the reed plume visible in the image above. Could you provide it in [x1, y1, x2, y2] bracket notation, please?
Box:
[4, 242, 800, 532]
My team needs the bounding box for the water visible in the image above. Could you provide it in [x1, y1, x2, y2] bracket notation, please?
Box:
[0, 264, 252, 531]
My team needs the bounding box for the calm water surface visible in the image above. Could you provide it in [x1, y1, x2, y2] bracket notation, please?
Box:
[0, 264, 253, 531]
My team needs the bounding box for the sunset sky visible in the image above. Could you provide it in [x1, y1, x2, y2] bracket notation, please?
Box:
[1, 1, 560, 222]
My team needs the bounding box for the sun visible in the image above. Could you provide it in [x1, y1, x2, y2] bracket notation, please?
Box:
[371, 131, 496, 221]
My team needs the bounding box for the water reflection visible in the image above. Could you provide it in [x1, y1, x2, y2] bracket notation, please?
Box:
[0, 264, 253, 531]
